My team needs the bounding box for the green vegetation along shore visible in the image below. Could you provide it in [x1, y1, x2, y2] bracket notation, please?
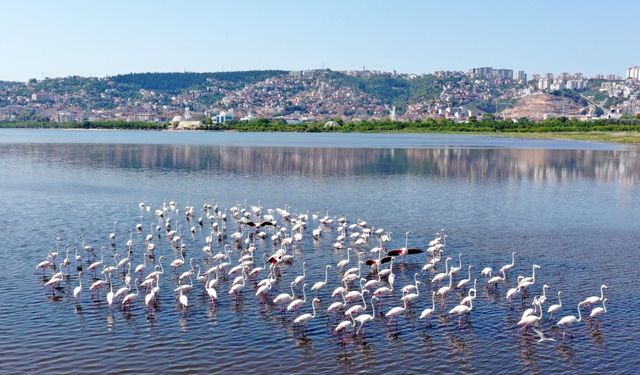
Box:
[2, 116, 640, 144]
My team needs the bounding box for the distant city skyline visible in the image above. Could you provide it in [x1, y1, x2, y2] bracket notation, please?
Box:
[1, 0, 639, 81]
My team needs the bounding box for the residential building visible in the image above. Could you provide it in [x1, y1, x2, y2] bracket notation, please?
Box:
[492, 69, 513, 81]
[215, 111, 234, 124]
[469, 67, 493, 79]
[627, 66, 640, 80]
[538, 78, 552, 91]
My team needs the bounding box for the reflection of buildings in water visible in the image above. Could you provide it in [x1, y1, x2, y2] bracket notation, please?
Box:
[2, 144, 640, 184]
[404, 148, 640, 184]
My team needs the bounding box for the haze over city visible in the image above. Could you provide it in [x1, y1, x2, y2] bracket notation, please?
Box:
[2, 0, 640, 81]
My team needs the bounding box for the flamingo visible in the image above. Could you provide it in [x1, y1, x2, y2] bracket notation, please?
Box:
[419, 291, 437, 327]
[520, 264, 541, 284]
[248, 254, 268, 278]
[294, 298, 321, 334]
[88, 246, 105, 275]
[377, 254, 395, 278]
[385, 298, 408, 329]
[255, 279, 272, 298]
[344, 278, 366, 302]
[345, 286, 368, 317]
[449, 253, 463, 276]
[436, 270, 454, 306]
[109, 221, 118, 242]
[387, 231, 423, 258]
[73, 271, 83, 302]
[520, 297, 540, 321]
[499, 251, 517, 277]
[402, 273, 420, 294]
[170, 250, 185, 270]
[43, 274, 63, 296]
[145, 256, 165, 280]
[179, 258, 196, 281]
[518, 299, 542, 330]
[287, 284, 307, 314]
[460, 280, 477, 306]
[273, 281, 296, 310]
[589, 298, 607, 329]
[457, 265, 474, 289]
[547, 291, 562, 321]
[89, 275, 107, 300]
[373, 273, 394, 301]
[557, 302, 583, 338]
[421, 255, 439, 272]
[486, 269, 506, 289]
[206, 283, 218, 304]
[74, 246, 82, 268]
[518, 265, 541, 297]
[582, 284, 608, 308]
[354, 296, 377, 335]
[480, 267, 492, 279]
[449, 290, 474, 329]
[145, 284, 156, 311]
[228, 271, 246, 299]
[538, 284, 549, 305]
[506, 286, 519, 307]
[311, 265, 332, 292]
[35, 260, 53, 277]
[327, 291, 347, 314]
[106, 275, 115, 306]
[363, 270, 382, 291]
[134, 255, 147, 274]
[401, 281, 421, 307]
[333, 315, 355, 343]
[431, 257, 452, 284]
[293, 262, 307, 286]
[122, 280, 139, 307]
[178, 287, 188, 312]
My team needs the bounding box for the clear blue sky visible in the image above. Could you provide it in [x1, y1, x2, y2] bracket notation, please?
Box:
[1, 0, 639, 81]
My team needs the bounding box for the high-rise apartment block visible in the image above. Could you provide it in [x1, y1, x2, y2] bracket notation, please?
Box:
[627, 66, 640, 80]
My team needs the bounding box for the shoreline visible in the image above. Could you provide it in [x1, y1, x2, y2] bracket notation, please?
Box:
[2, 127, 640, 145]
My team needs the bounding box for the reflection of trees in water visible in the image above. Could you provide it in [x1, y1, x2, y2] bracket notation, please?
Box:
[3, 144, 640, 183]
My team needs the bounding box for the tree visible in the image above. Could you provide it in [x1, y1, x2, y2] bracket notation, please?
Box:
[594, 107, 604, 117]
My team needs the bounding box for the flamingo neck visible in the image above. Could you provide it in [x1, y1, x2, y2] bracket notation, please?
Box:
[577, 303, 582, 321]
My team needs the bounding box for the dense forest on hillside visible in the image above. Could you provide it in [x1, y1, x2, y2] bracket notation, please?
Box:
[110, 71, 288, 93]
[327, 71, 451, 111]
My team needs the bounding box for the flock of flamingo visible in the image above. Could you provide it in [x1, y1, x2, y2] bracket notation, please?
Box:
[35, 200, 609, 343]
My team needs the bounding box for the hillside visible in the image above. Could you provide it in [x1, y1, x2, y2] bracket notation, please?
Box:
[1, 70, 630, 123]
[500, 93, 589, 120]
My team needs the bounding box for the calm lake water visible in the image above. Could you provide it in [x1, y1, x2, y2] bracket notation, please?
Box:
[0, 129, 638, 374]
